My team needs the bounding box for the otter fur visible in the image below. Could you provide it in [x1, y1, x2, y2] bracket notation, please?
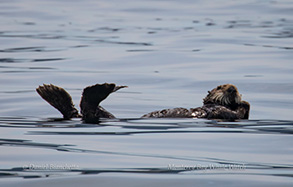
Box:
[37, 83, 250, 123]
[36, 83, 127, 123]
[142, 84, 250, 120]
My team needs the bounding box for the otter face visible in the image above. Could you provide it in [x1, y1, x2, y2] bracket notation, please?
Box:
[203, 84, 242, 107]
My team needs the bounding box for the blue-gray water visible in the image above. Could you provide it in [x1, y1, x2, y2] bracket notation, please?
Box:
[0, 0, 293, 186]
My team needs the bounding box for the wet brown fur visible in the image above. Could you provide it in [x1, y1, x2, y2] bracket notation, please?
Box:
[36, 84, 79, 119]
[142, 84, 250, 120]
[36, 83, 126, 123]
[37, 83, 250, 122]
[203, 84, 241, 109]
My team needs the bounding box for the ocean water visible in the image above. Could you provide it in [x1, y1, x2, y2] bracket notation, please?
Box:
[0, 0, 293, 186]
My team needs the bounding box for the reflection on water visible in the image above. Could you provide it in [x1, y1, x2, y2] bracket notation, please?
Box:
[0, 0, 293, 186]
[0, 117, 292, 182]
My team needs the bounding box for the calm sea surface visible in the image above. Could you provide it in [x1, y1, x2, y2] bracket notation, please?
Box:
[0, 0, 293, 186]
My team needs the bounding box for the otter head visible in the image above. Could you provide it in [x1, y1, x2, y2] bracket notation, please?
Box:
[203, 84, 242, 108]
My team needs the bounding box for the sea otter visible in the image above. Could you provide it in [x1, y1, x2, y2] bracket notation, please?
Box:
[36, 83, 250, 123]
[142, 84, 250, 120]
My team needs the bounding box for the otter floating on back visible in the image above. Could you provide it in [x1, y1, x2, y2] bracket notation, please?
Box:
[142, 84, 250, 120]
[36, 83, 250, 123]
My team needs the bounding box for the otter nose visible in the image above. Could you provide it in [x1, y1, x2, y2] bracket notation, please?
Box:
[227, 86, 236, 93]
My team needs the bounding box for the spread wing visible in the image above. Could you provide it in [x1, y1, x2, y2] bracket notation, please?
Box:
[36, 84, 79, 119]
